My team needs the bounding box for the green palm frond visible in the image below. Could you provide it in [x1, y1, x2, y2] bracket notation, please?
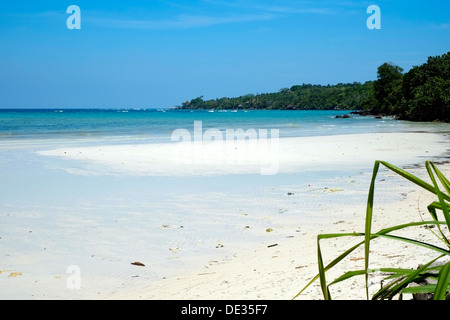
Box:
[295, 161, 450, 300]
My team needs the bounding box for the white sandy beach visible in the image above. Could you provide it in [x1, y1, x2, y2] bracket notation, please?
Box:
[116, 170, 450, 300]
[105, 157, 450, 300]
[38, 132, 447, 176]
[1, 131, 449, 300]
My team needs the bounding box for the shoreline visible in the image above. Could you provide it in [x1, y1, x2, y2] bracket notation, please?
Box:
[1, 130, 449, 300]
[109, 161, 450, 300]
[37, 132, 448, 176]
[101, 131, 449, 300]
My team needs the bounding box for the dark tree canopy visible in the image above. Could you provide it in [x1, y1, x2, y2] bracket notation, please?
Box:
[365, 52, 450, 122]
[400, 53, 450, 121]
[373, 62, 404, 115]
[178, 82, 375, 111]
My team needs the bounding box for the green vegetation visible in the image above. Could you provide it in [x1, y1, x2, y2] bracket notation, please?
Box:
[178, 82, 375, 111]
[177, 51, 450, 122]
[372, 62, 404, 116]
[365, 52, 450, 122]
[295, 161, 450, 300]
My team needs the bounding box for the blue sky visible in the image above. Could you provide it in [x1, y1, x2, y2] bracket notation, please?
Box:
[0, 0, 449, 109]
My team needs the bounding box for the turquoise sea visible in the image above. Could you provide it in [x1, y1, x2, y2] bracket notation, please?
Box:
[0, 108, 449, 299]
[1, 109, 448, 144]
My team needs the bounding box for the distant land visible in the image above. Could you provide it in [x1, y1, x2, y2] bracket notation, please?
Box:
[177, 82, 374, 111]
[177, 51, 450, 123]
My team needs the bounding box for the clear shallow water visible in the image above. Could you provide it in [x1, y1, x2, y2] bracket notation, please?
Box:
[0, 108, 449, 299]
[1, 109, 448, 145]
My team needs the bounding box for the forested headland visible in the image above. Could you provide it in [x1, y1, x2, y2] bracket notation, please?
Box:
[177, 51, 449, 122]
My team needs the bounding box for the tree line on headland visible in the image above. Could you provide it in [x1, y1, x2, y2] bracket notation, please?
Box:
[177, 51, 449, 122]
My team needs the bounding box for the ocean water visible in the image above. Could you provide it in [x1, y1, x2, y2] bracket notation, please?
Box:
[1, 108, 448, 145]
[0, 109, 449, 299]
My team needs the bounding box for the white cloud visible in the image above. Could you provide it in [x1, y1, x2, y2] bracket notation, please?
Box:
[202, 0, 337, 15]
[85, 1, 342, 30]
[90, 12, 280, 30]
